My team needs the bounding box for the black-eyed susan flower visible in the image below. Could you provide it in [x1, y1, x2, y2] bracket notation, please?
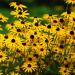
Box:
[36, 44, 47, 57]
[22, 61, 37, 73]
[59, 66, 71, 75]
[0, 13, 8, 22]
[9, 2, 27, 10]
[26, 54, 37, 62]
[51, 17, 59, 26]
[9, 27, 25, 36]
[10, 10, 29, 18]
[5, 34, 21, 51]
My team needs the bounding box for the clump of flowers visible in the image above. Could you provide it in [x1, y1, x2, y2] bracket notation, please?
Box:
[0, 1, 75, 75]
[9, 2, 29, 18]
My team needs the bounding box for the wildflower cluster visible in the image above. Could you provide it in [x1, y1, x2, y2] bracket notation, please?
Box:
[0, 1, 75, 75]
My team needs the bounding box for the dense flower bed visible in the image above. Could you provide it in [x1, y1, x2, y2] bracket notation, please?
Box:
[0, 1, 75, 75]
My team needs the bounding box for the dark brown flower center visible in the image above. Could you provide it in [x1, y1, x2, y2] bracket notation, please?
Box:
[34, 32, 37, 35]
[64, 70, 67, 73]
[65, 64, 69, 68]
[60, 19, 64, 23]
[35, 23, 38, 26]
[11, 39, 15, 43]
[73, 18, 75, 21]
[70, 31, 74, 35]
[34, 54, 39, 58]
[17, 29, 21, 32]
[21, 21, 25, 24]
[30, 35, 34, 39]
[53, 20, 57, 23]
[64, 58, 67, 60]
[28, 57, 32, 61]
[56, 28, 60, 31]
[4, 35, 8, 39]
[18, 12, 22, 15]
[0, 18, 2, 20]
[11, 23, 14, 26]
[33, 43, 36, 46]
[40, 48, 44, 51]
[47, 25, 51, 29]
[59, 44, 64, 49]
[16, 49, 20, 53]
[0, 55, 3, 58]
[22, 43, 26, 46]
[45, 39, 48, 43]
[28, 64, 31, 67]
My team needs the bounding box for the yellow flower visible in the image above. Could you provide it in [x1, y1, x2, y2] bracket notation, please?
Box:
[9, 2, 27, 10]
[65, 29, 75, 39]
[14, 20, 26, 28]
[22, 61, 37, 73]
[0, 51, 7, 62]
[10, 10, 29, 18]
[65, 0, 75, 4]
[0, 13, 8, 22]
[51, 17, 59, 26]
[59, 66, 70, 75]
[36, 44, 47, 57]
[5, 34, 21, 51]
[26, 53, 38, 62]
[50, 25, 66, 37]
[9, 27, 25, 36]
